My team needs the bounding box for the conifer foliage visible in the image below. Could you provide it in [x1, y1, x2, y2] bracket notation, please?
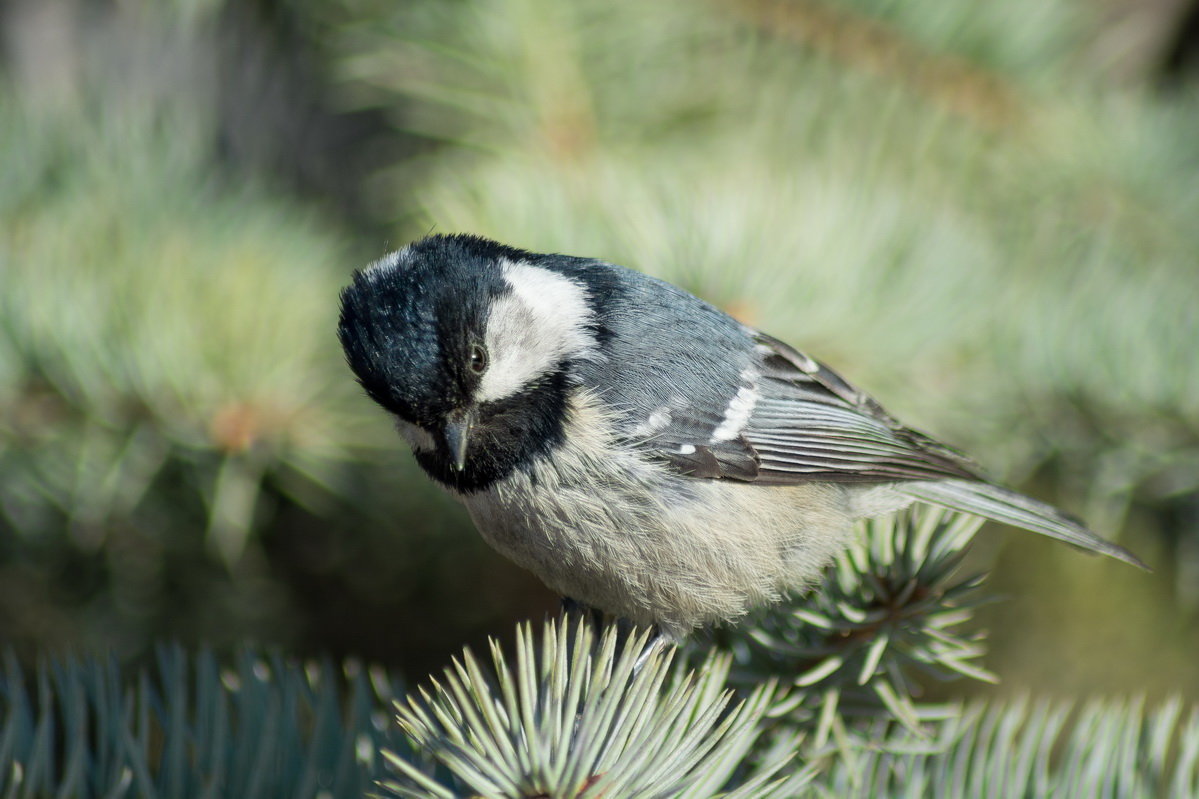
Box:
[3, 511, 1196, 797]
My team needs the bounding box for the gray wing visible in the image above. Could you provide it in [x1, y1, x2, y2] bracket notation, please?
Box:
[646, 330, 987, 485]
[632, 331, 1148, 570]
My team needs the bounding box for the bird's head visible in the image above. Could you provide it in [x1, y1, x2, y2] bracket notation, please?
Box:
[337, 234, 604, 491]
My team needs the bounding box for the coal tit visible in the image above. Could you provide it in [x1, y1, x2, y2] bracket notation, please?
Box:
[338, 234, 1145, 639]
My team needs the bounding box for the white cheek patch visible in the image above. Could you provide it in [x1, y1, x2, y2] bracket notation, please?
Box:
[476, 259, 600, 403]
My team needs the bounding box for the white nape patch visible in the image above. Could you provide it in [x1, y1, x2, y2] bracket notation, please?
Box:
[396, 418, 436, 452]
[710, 373, 759, 443]
[476, 259, 600, 403]
[363, 246, 411, 276]
[676, 444, 696, 455]
[629, 406, 673, 438]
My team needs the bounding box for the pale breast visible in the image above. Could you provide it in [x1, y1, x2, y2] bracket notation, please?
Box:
[458, 396, 859, 636]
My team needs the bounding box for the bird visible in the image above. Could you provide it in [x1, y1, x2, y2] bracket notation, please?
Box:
[337, 233, 1145, 640]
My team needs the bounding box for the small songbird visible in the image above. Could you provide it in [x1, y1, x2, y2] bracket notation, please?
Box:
[338, 234, 1144, 639]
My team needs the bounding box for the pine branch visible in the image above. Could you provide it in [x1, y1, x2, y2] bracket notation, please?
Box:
[3, 639, 1196, 797]
[816, 696, 1199, 797]
[703, 507, 992, 753]
[0, 646, 405, 798]
[381, 617, 810, 799]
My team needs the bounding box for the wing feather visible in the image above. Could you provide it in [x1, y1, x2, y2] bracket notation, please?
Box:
[625, 327, 1145, 569]
[650, 330, 985, 484]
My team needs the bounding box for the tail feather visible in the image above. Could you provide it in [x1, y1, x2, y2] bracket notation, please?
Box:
[902, 480, 1148, 571]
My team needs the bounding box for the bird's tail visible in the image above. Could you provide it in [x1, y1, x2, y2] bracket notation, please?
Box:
[901, 480, 1148, 570]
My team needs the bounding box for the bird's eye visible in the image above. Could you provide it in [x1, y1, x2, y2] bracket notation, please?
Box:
[468, 344, 489, 375]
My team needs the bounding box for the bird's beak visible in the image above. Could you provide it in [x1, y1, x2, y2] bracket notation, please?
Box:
[444, 410, 474, 472]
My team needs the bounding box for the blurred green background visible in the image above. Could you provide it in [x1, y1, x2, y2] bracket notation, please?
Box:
[1, 0, 1197, 700]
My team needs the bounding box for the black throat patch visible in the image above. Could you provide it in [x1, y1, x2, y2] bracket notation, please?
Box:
[414, 368, 572, 493]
